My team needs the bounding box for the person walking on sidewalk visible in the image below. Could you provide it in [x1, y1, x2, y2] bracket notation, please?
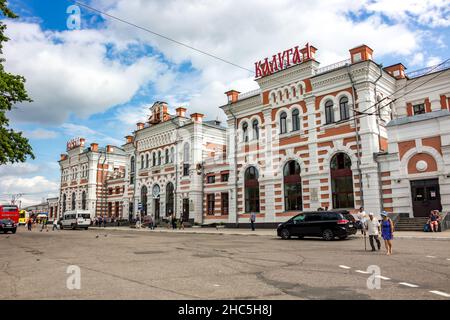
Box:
[250, 212, 256, 231]
[365, 212, 381, 252]
[27, 217, 32, 231]
[381, 211, 394, 255]
[52, 218, 58, 231]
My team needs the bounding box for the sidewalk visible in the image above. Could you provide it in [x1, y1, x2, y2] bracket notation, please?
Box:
[89, 226, 450, 240]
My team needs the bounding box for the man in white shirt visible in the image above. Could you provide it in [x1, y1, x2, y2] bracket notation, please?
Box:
[365, 212, 381, 251]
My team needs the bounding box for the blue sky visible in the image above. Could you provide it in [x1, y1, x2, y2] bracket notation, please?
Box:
[1, 0, 449, 205]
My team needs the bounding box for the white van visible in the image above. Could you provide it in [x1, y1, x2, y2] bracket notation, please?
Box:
[60, 210, 92, 230]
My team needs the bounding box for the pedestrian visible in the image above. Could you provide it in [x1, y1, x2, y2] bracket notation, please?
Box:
[380, 211, 394, 255]
[52, 218, 58, 231]
[357, 207, 367, 235]
[136, 215, 141, 229]
[250, 212, 256, 231]
[40, 217, 48, 232]
[148, 214, 154, 230]
[429, 210, 439, 232]
[365, 212, 381, 252]
[168, 214, 173, 229]
[27, 217, 32, 231]
[103, 215, 107, 228]
[179, 216, 185, 230]
[172, 214, 177, 230]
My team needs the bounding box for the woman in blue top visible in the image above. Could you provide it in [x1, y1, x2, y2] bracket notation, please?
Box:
[381, 211, 394, 255]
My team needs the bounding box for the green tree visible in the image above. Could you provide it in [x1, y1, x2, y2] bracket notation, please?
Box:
[0, 0, 34, 164]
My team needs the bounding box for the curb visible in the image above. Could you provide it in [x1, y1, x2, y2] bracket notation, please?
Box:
[88, 227, 450, 240]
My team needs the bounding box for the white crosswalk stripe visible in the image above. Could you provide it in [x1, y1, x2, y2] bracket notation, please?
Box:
[375, 275, 391, 280]
[429, 291, 450, 298]
[399, 282, 419, 288]
[339, 265, 351, 269]
[355, 270, 370, 274]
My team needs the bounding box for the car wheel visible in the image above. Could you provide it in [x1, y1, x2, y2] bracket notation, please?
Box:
[322, 229, 334, 241]
[280, 229, 291, 240]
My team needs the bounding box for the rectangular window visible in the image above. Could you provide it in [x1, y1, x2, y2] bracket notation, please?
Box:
[207, 194, 215, 215]
[221, 173, 229, 182]
[413, 103, 425, 115]
[183, 164, 190, 176]
[207, 175, 216, 184]
[221, 193, 229, 215]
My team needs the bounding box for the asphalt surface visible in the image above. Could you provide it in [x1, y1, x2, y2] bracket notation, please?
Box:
[0, 226, 449, 300]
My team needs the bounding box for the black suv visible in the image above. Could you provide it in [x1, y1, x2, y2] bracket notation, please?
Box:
[277, 211, 357, 240]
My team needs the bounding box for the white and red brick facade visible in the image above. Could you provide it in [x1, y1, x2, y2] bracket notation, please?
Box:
[58, 43, 450, 225]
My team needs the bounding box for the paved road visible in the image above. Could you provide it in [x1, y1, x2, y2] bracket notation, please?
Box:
[0, 227, 449, 300]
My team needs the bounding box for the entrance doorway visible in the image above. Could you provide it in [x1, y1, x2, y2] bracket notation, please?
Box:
[411, 179, 442, 217]
[182, 198, 190, 222]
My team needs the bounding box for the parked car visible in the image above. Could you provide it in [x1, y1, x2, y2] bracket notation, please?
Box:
[277, 211, 357, 240]
[0, 218, 17, 234]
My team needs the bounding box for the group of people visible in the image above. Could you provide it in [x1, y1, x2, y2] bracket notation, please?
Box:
[357, 207, 395, 255]
[134, 213, 185, 230]
[25, 216, 60, 232]
[94, 216, 107, 228]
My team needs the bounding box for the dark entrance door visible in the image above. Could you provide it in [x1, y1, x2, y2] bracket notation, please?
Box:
[182, 198, 190, 222]
[154, 198, 160, 221]
[411, 179, 442, 217]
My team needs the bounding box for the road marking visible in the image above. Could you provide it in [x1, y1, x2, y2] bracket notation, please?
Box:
[446, 258, 450, 261]
[426, 255, 437, 258]
[355, 270, 370, 274]
[399, 282, 419, 288]
[339, 265, 351, 269]
[375, 275, 391, 280]
[429, 290, 450, 298]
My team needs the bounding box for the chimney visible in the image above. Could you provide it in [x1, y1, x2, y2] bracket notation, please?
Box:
[80, 138, 85, 147]
[90, 143, 98, 152]
[383, 63, 406, 79]
[136, 122, 145, 130]
[349, 44, 374, 63]
[191, 113, 204, 124]
[176, 107, 187, 118]
[300, 43, 318, 61]
[225, 90, 240, 104]
[106, 145, 114, 153]
[125, 135, 134, 144]
[60, 154, 67, 161]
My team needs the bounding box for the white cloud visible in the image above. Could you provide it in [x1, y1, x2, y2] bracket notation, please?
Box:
[0, 163, 40, 176]
[60, 123, 123, 146]
[0, 176, 59, 207]
[426, 56, 442, 67]
[3, 21, 171, 124]
[25, 128, 58, 140]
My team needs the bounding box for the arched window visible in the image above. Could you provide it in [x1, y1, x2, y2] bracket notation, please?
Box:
[165, 182, 174, 216]
[81, 191, 86, 210]
[170, 147, 175, 163]
[292, 109, 300, 131]
[146, 154, 150, 168]
[325, 100, 334, 124]
[244, 166, 260, 213]
[284, 89, 289, 99]
[140, 186, 148, 215]
[331, 153, 354, 209]
[130, 156, 135, 173]
[63, 194, 67, 213]
[280, 112, 287, 134]
[140, 155, 144, 169]
[242, 122, 249, 142]
[339, 97, 350, 120]
[183, 143, 190, 176]
[271, 92, 276, 103]
[252, 120, 259, 140]
[284, 161, 302, 211]
[165, 149, 169, 164]
[71, 192, 76, 210]
[158, 151, 162, 166]
[152, 152, 156, 167]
